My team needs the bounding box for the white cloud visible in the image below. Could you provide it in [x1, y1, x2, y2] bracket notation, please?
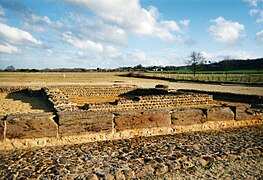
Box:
[208, 17, 245, 46]
[219, 51, 253, 59]
[0, 43, 19, 54]
[31, 14, 51, 24]
[130, 50, 146, 61]
[62, 32, 104, 53]
[69, 0, 183, 42]
[23, 14, 63, 32]
[23, 22, 45, 32]
[160, 21, 180, 32]
[180, 19, 190, 26]
[256, 11, 263, 22]
[124, 50, 167, 67]
[256, 30, 263, 42]
[0, 5, 5, 17]
[0, 23, 41, 45]
[244, 0, 263, 6]
[148, 6, 159, 19]
[0, 5, 6, 22]
[200, 51, 215, 60]
[68, 13, 127, 46]
[200, 50, 254, 62]
[249, 9, 259, 16]
[104, 46, 121, 58]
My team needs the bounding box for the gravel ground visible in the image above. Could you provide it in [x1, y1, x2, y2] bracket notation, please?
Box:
[0, 125, 262, 180]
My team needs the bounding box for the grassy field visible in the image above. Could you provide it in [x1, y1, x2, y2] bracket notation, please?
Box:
[153, 69, 263, 74]
[129, 72, 263, 85]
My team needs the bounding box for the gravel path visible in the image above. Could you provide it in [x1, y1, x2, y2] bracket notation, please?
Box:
[0, 125, 262, 179]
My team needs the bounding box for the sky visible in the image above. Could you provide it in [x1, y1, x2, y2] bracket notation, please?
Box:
[0, 0, 262, 69]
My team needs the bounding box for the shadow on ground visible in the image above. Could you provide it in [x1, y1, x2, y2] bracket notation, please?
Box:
[6, 91, 53, 112]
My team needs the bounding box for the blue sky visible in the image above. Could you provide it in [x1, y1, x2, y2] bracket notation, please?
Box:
[0, 0, 262, 69]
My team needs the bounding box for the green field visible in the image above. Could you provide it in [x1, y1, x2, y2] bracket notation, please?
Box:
[128, 72, 263, 85]
[153, 69, 263, 74]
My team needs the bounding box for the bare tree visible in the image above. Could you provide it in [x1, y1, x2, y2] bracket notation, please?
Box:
[186, 51, 205, 77]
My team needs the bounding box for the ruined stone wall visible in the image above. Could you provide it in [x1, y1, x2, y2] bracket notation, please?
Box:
[57, 111, 113, 136]
[43, 87, 78, 112]
[178, 89, 263, 104]
[85, 93, 213, 111]
[57, 85, 137, 97]
[2, 112, 57, 139]
[1, 105, 262, 150]
[0, 85, 262, 150]
[0, 86, 32, 93]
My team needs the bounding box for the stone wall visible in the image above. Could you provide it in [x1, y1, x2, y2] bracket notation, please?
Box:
[177, 89, 263, 104]
[171, 108, 206, 125]
[114, 110, 171, 131]
[85, 93, 213, 111]
[43, 87, 78, 112]
[57, 85, 138, 97]
[58, 111, 113, 136]
[1, 105, 262, 144]
[4, 112, 57, 139]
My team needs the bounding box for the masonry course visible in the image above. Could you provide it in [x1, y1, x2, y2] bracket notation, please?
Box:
[58, 111, 113, 136]
[114, 110, 171, 131]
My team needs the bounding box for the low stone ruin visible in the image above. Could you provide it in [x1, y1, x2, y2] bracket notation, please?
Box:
[0, 85, 262, 150]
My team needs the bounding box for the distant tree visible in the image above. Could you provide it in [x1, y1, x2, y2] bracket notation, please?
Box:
[133, 64, 144, 71]
[5, 65, 15, 71]
[186, 51, 205, 77]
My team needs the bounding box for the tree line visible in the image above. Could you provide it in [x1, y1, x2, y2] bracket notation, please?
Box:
[1, 55, 262, 73]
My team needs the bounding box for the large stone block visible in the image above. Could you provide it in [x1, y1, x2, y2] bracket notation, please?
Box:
[6, 113, 57, 139]
[207, 107, 234, 121]
[171, 108, 206, 125]
[58, 111, 113, 136]
[235, 107, 253, 121]
[114, 110, 171, 131]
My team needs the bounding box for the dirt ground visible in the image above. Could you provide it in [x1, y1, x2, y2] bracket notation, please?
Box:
[0, 92, 53, 116]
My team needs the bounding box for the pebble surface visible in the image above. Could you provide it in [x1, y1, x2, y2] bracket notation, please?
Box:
[0, 125, 262, 179]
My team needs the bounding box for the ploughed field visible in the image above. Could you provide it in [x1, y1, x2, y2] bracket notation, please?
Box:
[0, 124, 262, 179]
